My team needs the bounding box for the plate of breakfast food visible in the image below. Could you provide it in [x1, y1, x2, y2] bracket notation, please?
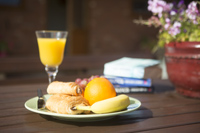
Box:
[25, 77, 141, 122]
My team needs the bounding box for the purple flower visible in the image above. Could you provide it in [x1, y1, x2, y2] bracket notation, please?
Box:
[148, 0, 172, 17]
[148, 16, 162, 26]
[164, 18, 171, 30]
[178, 0, 184, 8]
[170, 10, 176, 16]
[168, 21, 181, 36]
[171, 0, 186, 16]
[186, 1, 199, 24]
[164, 3, 173, 12]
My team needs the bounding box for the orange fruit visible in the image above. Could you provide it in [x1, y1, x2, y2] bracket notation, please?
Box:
[84, 77, 116, 105]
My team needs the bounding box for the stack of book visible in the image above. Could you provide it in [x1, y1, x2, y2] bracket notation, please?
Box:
[103, 57, 159, 93]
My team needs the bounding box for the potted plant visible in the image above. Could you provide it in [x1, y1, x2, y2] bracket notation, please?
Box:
[135, 0, 200, 98]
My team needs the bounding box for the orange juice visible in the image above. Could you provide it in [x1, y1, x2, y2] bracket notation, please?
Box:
[37, 38, 66, 66]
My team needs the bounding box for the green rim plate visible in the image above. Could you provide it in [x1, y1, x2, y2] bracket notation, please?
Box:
[24, 94, 141, 122]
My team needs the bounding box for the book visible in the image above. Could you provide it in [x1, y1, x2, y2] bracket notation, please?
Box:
[114, 86, 154, 93]
[104, 75, 152, 87]
[103, 57, 159, 79]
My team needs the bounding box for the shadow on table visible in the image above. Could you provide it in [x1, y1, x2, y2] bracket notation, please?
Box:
[40, 106, 152, 126]
[153, 79, 175, 93]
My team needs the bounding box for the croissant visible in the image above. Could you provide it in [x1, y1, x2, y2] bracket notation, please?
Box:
[45, 94, 90, 115]
[47, 81, 83, 96]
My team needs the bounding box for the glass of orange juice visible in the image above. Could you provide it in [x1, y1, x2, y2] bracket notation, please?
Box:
[35, 30, 68, 83]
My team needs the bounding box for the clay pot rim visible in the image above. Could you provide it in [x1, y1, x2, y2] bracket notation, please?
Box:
[165, 42, 200, 49]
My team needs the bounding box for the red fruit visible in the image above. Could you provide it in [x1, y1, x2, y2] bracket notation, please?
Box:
[79, 80, 88, 90]
[88, 75, 100, 82]
[75, 78, 82, 84]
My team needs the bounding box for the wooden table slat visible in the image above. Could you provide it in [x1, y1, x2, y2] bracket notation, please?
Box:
[0, 112, 200, 132]
[0, 79, 199, 132]
[140, 123, 200, 133]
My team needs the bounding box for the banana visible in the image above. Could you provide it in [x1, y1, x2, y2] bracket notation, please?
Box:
[91, 94, 130, 114]
[75, 94, 130, 114]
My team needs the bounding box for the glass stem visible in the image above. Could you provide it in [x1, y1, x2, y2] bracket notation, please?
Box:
[45, 65, 58, 84]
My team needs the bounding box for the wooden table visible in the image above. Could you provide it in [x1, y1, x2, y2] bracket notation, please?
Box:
[0, 79, 200, 132]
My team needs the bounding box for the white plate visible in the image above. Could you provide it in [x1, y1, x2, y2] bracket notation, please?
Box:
[24, 94, 141, 122]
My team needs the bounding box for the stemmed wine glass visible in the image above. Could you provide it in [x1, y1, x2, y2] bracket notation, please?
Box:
[35, 30, 68, 83]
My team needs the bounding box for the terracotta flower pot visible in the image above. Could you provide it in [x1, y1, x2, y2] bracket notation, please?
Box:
[165, 42, 200, 98]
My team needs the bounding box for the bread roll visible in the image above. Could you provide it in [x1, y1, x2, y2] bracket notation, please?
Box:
[46, 94, 90, 114]
[47, 81, 83, 96]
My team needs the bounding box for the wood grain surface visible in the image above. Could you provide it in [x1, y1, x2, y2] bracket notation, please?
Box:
[0, 80, 199, 132]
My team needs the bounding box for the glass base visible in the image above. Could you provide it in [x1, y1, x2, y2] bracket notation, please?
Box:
[45, 65, 58, 83]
